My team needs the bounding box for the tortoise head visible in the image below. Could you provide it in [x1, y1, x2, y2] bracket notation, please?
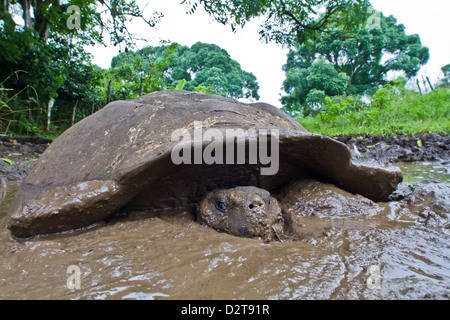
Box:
[197, 186, 283, 242]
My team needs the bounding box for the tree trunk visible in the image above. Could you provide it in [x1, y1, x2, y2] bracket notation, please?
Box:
[1, 0, 16, 29]
[416, 79, 423, 95]
[107, 80, 112, 104]
[46, 95, 55, 132]
[0, 0, 8, 13]
[139, 74, 144, 96]
[20, 0, 33, 28]
[426, 76, 434, 91]
[34, 0, 61, 42]
[71, 99, 79, 126]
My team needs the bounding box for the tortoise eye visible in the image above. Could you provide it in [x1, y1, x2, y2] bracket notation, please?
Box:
[215, 201, 228, 213]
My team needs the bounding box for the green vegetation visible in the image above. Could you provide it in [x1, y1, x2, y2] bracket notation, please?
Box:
[439, 64, 450, 89]
[0, 40, 259, 136]
[298, 83, 450, 136]
[109, 42, 260, 100]
[1, 158, 14, 165]
[279, 7, 448, 137]
[282, 13, 430, 116]
[0, 0, 448, 139]
[185, 0, 370, 45]
[0, 0, 367, 138]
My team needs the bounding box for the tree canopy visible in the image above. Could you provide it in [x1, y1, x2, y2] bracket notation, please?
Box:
[1, 0, 369, 52]
[281, 59, 349, 116]
[1, 0, 437, 137]
[183, 0, 371, 45]
[439, 64, 450, 89]
[0, 0, 163, 135]
[281, 12, 430, 114]
[0, 0, 161, 46]
[111, 42, 260, 100]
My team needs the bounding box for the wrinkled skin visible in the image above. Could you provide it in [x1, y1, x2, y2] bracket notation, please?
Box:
[197, 186, 284, 242]
[198, 179, 450, 242]
[197, 180, 386, 242]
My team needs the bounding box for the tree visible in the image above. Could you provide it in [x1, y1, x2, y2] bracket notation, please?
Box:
[183, 0, 371, 46]
[0, 0, 161, 134]
[0, 0, 370, 135]
[0, 33, 104, 134]
[2, 0, 370, 50]
[0, 0, 162, 46]
[282, 59, 349, 115]
[111, 42, 260, 100]
[103, 42, 180, 101]
[438, 64, 450, 89]
[282, 12, 430, 113]
[55, 58, 104, 126]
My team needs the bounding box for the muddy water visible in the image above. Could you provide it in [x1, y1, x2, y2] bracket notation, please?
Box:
[395, 162, 450, 184]
[0, 181, 449, 300]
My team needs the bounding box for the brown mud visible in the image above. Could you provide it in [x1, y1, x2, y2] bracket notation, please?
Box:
[0, 135, 449, 300]
[0, 137, 51, 183]
[336, 132, 449, 164]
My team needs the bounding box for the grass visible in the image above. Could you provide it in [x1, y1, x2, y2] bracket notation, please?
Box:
[297, 87, 450, 136]
[1, 81, 449, 139]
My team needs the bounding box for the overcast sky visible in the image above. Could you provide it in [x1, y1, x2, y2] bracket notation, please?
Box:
[89, 0, 450, 108]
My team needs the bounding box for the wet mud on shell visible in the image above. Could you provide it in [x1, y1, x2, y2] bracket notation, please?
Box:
[5, 130, 402, 238]
[2, 133, 448, 184]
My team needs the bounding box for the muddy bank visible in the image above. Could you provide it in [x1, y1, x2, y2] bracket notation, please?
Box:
[336, 133, 449, 164]
[0, 137, 51, 183]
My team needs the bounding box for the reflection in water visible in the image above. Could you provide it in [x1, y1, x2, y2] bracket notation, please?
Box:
[0, 176, 449, 300]
[394, 162, 450, 183]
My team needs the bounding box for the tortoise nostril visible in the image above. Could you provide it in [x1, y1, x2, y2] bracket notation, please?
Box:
[249, 202, 263, 210]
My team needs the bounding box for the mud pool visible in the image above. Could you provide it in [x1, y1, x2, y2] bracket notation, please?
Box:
[1, 166, 449, 300]
[394, 162, 450, 184]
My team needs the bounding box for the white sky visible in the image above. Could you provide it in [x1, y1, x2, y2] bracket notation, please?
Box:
[89, 0, 450, 108]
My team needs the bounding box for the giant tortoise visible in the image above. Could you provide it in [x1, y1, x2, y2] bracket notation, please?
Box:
[7, 90, 402, 240]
